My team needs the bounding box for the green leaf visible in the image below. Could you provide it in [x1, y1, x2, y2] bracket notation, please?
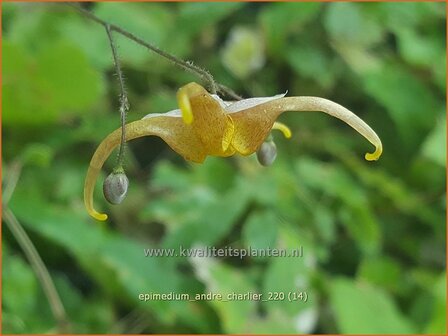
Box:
[324, 3, 384, 47]
[338, 206, 381, 256]
[221, 26, 265, 79]
[295, 158, 367, 207]
[58, 13, 113, 70]
[3, 40, 104, 127]
[7, 6, 64, 53]
[94, 2, 174, 66]
[178, 2, 244, 38]
[242, 210, 278, 252]
[357, 257, 403, 293]
[260, 2, 321, 58]
[36, 42, 104, 110]
[330, 278, 415, 333]
[421, 115, 446, 167]
[395, 27, 444, 68]
[192, 157, 236, 193]
[287, 43, 336, 89]
[3, 40, 58, 126]
[363, 64, 439, 145]
[2, 253, 39, 333]
[378, 2, 445, 32]
[424, 273, 447, 334]
[191, 260, 257, 333]
[312, 206, 336, 244]
[21, 143, 54, 168]
[7, 190, 190, 326]
[262, 227, 318, 333]
[323, 3, 386, 75]
[52, 275, 115, 333]
[150, 160, 193, 191]
[162, 183, 251, 249]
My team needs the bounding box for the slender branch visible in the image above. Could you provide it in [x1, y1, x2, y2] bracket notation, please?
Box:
[2, 160, 22, 206]
[65, 3, 219, 94]
[105, 24, 128, 167]
[217, 83, 243, 100]
[3, 209, 70, 333]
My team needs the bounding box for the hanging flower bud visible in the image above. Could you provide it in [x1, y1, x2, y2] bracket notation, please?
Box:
[256, 139, 277, 166]
[103, 170, 129, 204]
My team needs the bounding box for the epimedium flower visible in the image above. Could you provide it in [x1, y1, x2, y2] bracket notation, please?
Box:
[84, 82, 382, 221]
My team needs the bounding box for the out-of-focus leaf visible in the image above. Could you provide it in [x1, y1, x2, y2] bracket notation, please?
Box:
[424, 273, 447, 334]
[263, 227, 318, 333]
[3, 40, 57, 126]
[295, 158, 367, 207]
[52, 275, 115, 333]
[221, 26, 265, 79]
[379, 2, 445, 32]
[421, 115, 446, 167]
[395, 27, 444, 69]
[287, 43, 336, 89]
[94, 2, 173, 67]
[339, 206, 381, 256]
[312, 206, 336, 244]
[150, 160, 193, 191]
[21, 143, 54, 168]
[7, 189, 194, 326]
[177, 2, 244, 38]
[36, 42, 104, 110]
[295, 159, 381, 254]
[248, 311, 298, 333]
[192, 157, 236, 193]
[363, 64, 439, 145]
[7, 5, 63, 52]
[3, 40, 104, 127]
[58, 13, 112, 70]
[162, 183, 251, 249]
[191, 259, 256, 333]
[324, 3, 385, 47]
[357, 257, 403, 293]
[330, 278, 415, 333]
[2, 2, 18, 31]
[260, 2, 321, 58]
[242, 210, 278, 252]
[143, 159, 241, 236]
[341, 156, 442, 227]
[3, 253, 39, 333]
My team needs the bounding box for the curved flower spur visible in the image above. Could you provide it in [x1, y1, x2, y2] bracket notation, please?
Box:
[84, 82, 382, 221]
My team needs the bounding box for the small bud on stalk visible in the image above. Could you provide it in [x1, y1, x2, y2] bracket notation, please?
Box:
[103, 169, 129, 204]
[256, 139, 277, 166]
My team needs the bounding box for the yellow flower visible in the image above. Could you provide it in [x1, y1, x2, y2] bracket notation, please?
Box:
[84, 82, 382, 221]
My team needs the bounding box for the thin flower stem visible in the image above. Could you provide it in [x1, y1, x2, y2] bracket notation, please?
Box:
[2, 160, 22, 206]
[3, 209, 70, 333]
[65, 3, 219, 94]
[217, 83, 243, 100]
[105, 24, 128, 167]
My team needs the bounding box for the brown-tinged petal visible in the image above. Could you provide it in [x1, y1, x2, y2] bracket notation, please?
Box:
[177, 82, 235, 156]
[230, 96, 382, 160]
[84, 116, 207, 221]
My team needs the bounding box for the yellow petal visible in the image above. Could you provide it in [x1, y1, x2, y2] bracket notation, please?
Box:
[222, 115, 235, 151]
[230, 96, 382, 160]
[272, 121, 292, 139]
[178, 82, 235, 157]
[230, 105, 283, 155]
[84, 116, 207, 221]
[177, 85, 195, 124]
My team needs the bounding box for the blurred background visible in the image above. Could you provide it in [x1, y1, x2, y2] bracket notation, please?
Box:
[2, 2, 446, 334]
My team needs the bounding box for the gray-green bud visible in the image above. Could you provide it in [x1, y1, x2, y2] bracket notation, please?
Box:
[103, 171, 129, 204]
[256, 140, 277, 166]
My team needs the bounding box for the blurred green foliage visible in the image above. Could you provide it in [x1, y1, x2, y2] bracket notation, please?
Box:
[2, 2, 446, 334]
